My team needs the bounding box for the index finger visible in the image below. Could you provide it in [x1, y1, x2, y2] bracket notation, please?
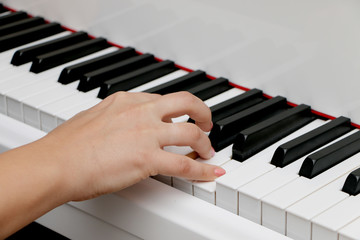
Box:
[153, 92, 212, 132]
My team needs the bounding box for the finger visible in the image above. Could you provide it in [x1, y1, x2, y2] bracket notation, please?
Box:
[153, 92, 212, 132]
[155, 151, 226, 181]
[157, 122, 214, 159]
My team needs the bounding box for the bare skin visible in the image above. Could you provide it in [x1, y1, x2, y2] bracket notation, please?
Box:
[0, 91, 225, 238]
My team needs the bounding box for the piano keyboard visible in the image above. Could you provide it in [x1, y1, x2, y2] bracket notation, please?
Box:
[2, 4, 360, 240]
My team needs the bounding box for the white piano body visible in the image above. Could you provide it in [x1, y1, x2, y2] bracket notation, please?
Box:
[1, 0, 360, 239]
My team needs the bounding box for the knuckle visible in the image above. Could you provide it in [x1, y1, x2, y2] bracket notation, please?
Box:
[202, 166, 212, 179]
[142, 150, 154, 163]
[132, 152, 144, 168]
[134, 149, 154, 174]
[149, 167, 159, 177]
[199, 168, 208, 179]
[107, 91, 127, 103]
[142, 100, 156, 113]
[186, 124, 202, 142]
[178, 158, 192, 175]
[177, 91, 197, 105]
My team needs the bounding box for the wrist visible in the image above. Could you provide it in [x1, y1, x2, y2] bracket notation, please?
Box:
[34, 135, 75, 204]
[0, 136, 72, 237]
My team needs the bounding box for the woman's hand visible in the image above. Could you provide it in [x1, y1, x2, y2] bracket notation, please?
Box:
[0, 91, 226, 237]
[46, 91, 225, 201]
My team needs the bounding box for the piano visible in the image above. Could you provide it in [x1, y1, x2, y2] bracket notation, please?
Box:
[1, 0, 360, 239]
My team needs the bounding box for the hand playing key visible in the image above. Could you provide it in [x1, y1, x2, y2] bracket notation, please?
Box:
[46, 91, 225, 201]
[0, 91, 225, 238]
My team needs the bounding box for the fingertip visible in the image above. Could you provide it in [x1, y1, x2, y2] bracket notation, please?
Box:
[214, 167, 226, 177]
[198, 147, 215, 160]
[211, 147, 215, 157]
[196, 120, 213, 133]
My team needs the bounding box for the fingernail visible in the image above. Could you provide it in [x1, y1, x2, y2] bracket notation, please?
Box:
[214, 168, 226, 177]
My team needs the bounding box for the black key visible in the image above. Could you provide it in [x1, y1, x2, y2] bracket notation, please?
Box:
[210, 89, 265, 123]
[98, 60, 177, 99]
[11, 31, 89, 66]
[0, 22, 64, 52]
[78, 53, 156, 92]
[144, 70, 209, 95]
[299, 130, 360, 179]
[271, 116, 353, 167]
[30, 38, 110, 73]
[232, 104, 314, 162]
[209, 96, 288, 151]
[0, 4, 6, 13]
[187, 85, 257, 125]
[0, 16, 45, 36]
[0, 11, 27, 26]
[342, 168, 360, 195]
[58, 47, 137, 84]
[187, 77, 232, 101]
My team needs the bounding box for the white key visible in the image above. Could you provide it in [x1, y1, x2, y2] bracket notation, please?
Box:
[3, 47, 118, 117]
[22, 82, 79, 128]
[173, 145, 233, 194]
[312, 194, 360, 240]
[201, 145, 233, 165]
[237, 119, 327, 224]
[216, 120, 323, 215]
[0, 66, 56, 97]
[261, 130, 360, 235]
[24, 75, 91, 125]
[171, 114, 191, 124]
[0, 11, 11, 18]
[194, 159, 241, 204]
[285, 129, 360, 239]
[286, 175, 349, 240]
[163, 146, 194, 158]
[5, 80, 56, 120]
[56, 98, 102, 125]
[204, 87, 245, 107]
[128, 69, 188, 92]
[0, 46, 118, 101]
[0, 62, 33, 82]
[239, 166, 300, 225]
[2, 46, 119, 94]
[172, 177, 195, 195]
[0, 72, 65, 115]
[40, 92, 96, 132]
[338, 217, 360, 240]
[152, 174, 173, 186]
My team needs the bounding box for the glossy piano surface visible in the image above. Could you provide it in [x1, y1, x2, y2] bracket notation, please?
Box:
[2, 1, 360, 240]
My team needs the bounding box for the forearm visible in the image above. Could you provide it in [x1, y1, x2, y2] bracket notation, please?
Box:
[0, 138, 69, 238]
